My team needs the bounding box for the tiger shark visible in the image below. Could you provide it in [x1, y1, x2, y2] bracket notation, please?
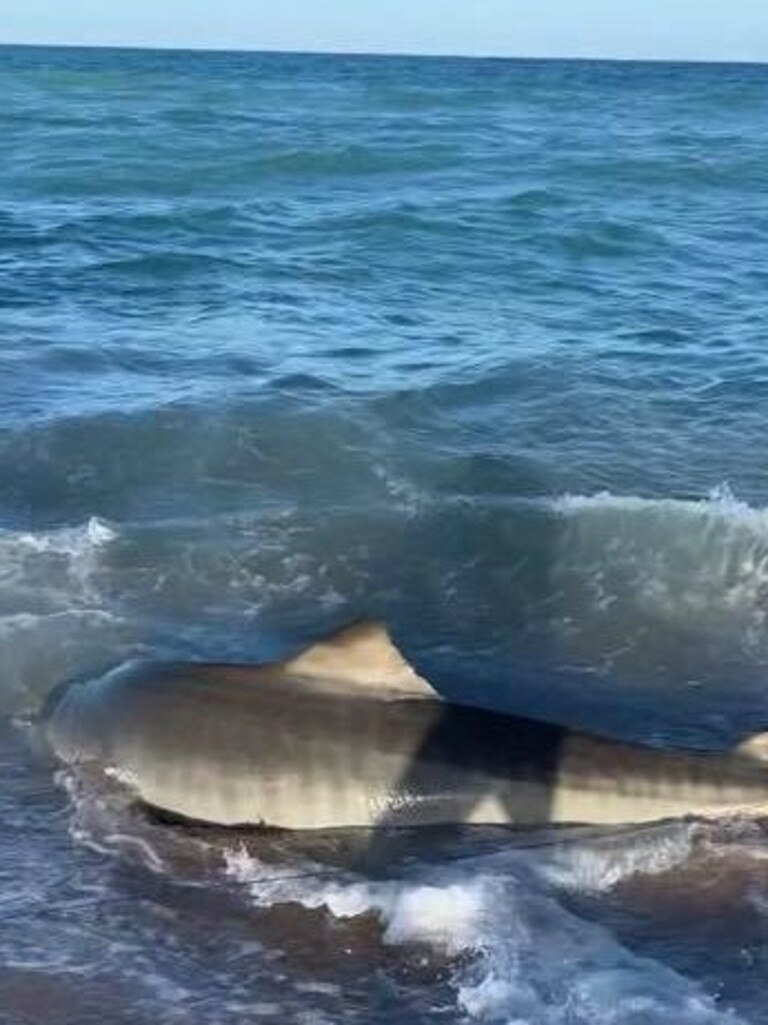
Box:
[43, 621, 768, 830]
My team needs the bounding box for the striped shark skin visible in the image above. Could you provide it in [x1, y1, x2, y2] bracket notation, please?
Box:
[43, 622, 768, 830]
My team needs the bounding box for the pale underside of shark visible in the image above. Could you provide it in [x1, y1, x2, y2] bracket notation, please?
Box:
[43, 622, 768, 830]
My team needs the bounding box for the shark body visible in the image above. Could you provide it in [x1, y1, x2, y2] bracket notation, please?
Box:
[43, 623, 768, 829]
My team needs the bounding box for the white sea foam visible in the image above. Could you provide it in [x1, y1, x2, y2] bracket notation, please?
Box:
[529, 822, 697, 894]
[225, 834, 742, 1025]
[554, 484, 758, 518]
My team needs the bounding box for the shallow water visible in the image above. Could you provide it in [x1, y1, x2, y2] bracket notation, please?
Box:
[2, 45, 768, 1023]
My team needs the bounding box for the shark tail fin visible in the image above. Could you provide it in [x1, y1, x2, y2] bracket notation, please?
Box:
[282, 620, 436, 700]
[736, 733, 768, 763]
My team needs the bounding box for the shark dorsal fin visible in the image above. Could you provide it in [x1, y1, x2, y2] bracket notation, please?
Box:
[282, 620, 435, 699]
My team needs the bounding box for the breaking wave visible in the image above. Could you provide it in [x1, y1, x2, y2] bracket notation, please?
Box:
[543, 486, 768, 708]
[223, 821, 745, 1025]
[0, 517, 129, 715]
[4, 486, 768, 743]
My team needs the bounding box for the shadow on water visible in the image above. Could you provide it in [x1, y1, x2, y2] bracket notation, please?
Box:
[374, 706, 565, 829]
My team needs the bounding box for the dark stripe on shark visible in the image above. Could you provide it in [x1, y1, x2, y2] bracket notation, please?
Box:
[374, 704, 567, 828]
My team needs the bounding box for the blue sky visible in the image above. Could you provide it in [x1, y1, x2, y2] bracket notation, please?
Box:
[2, 0, 768, 62]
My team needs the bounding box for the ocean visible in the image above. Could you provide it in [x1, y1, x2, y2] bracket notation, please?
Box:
[2, 43, 768, 1024]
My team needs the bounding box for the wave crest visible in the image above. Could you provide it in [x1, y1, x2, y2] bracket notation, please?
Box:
[0, 517, 128, 714]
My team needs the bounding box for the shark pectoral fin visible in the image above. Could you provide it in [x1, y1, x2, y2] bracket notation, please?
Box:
[281, 620, 436, 699]
[736, 732, 768, 763]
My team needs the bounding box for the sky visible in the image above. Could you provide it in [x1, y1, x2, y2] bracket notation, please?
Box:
[1, 0, 768, 63]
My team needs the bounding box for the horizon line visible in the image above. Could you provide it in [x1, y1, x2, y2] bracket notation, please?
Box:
[0, 40, 766, 67]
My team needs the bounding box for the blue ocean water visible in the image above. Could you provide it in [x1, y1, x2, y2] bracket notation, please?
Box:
[3, 45, 768, 1025]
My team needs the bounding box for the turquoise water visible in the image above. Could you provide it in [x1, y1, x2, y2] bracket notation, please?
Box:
[3, 45, 768, 1025]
